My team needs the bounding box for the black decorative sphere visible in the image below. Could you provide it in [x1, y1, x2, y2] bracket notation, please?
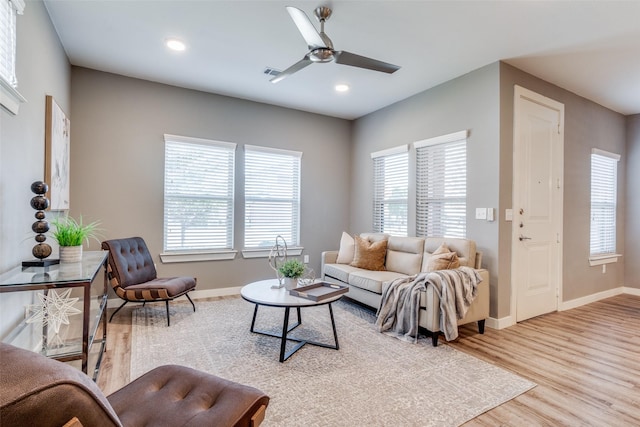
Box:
[35, 211, 45, 220]
[30, 195, 49, 211]
[31, 181, 48, 195]
[35, 234, 47, 243]
[32, 220, 50, 234]
[32, 243, 52, 260]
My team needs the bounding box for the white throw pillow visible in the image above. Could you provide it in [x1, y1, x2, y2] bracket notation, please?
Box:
[336, 232, 355, 264]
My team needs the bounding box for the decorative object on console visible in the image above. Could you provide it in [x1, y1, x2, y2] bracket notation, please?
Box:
[25, 288, 81, 336]
[23, 181, 59, 268]
[51, 215, 101, 263]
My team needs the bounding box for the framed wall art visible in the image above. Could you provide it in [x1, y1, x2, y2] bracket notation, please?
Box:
[44, 95, 70, 210]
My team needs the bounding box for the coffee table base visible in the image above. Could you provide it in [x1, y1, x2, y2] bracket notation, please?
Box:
[250, 303, 339, 362]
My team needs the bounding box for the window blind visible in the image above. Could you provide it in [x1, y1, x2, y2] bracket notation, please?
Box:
[0, 0, 23, 88]
[415, 131, 467, 238]
[371, 146, 408, 236]
[590, 150, 619, 256]
[244, 145, 301, 248]
[163, 135, 236, 252]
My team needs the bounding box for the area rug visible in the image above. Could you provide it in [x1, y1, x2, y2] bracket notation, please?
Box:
[131, 297, 535, 426]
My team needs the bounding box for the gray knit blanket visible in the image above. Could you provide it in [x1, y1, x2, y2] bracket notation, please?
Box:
[375, 267, 482, 343]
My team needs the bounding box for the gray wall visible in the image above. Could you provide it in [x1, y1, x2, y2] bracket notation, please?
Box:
[500, 63, 627, 312]
[70, 67, 352, 290]
[351, 63, 502, 316]
[626, 114, 640, 289]
[0, 0, 70, 338]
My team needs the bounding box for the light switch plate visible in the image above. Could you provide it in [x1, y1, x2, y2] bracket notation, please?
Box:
[475, 208, 487, 220]
[487, 208, 494, 221]
[505, 209, 513, 221]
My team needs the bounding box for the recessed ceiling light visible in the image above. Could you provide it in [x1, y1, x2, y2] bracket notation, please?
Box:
[166, 38, 186, 52]
[335, 84, 350, 93]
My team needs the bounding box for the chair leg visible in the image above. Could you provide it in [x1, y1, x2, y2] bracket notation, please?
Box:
[186, 293, 196, 312]
[165, 300, 171, 327]
[109, 301, 129, 323]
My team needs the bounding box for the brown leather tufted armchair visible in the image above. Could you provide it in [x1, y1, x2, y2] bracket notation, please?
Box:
[101, 237, 196, 326]
[0, 343, 269, 427]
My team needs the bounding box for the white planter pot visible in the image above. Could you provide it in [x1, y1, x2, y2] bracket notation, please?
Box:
[59, 245, 82, 263]
[284, 277, 298, 290]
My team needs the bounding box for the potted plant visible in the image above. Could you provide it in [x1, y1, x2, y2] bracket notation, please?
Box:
[278, 258, 305, 289]
[51, 215, 101, 263]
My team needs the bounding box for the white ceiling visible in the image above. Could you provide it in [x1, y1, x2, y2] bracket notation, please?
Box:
[43, 0, 640, 120]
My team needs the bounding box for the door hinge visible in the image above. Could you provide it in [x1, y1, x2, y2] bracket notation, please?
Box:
[557, 123, 561, 134]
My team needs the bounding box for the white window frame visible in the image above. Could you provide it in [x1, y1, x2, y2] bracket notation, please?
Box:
[0, 0, 26, 115]
[242, 145, 302, 259]
[589, 148, 622, 266]
[371, 145, 409, 236]
[414, 130, 468, 239]
[160, 134, 237, 263]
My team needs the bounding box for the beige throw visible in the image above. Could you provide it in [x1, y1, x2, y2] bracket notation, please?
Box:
[376, 266, 482, 342]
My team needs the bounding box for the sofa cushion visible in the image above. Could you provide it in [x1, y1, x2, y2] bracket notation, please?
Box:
[336, 232, 355, 264]
[349, 270, 411, 294]
[324, 263, 360, 283]
[425, 243, 460, 272]
[422, 237, 476, 270]
[385, 236, 425, 275]
[350, 236, 387, 271]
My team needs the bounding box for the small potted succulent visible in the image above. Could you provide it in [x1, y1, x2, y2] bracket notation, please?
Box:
[51, 215, 101, 263]
[278, 258, 305, 289]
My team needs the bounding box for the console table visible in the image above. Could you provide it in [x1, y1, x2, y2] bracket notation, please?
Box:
[0, 251, 108, 380]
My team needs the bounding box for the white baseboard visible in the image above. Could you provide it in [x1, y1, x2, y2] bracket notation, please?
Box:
[485, 316, 514, 330]
[623, 286, 640, 296]
[107, 286, 242, 309]
[559, 286, 625, 311]
[485, 286, 640, 330]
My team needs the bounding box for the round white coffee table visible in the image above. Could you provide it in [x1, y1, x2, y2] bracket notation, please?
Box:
[241, 279, 344, 362]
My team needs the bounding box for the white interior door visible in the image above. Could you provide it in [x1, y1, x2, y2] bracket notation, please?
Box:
[512, 86, 564, 322]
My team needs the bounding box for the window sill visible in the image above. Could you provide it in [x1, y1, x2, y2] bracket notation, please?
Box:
[588, 254, 622, 266]
[160, 250, 237, 263]
[0, 79, 26, 115]
[242, 247, 304, 259]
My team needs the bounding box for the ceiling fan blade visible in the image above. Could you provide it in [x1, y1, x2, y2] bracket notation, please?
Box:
[285, 6, 327, 50]
[334, 51, 400, 74]
[270, 57, 313, 83]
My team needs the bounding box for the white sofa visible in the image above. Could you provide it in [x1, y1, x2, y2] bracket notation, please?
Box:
[321, 233, 490, 346]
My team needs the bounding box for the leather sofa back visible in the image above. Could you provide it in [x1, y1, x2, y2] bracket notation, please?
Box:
[386, 236, 425, 275]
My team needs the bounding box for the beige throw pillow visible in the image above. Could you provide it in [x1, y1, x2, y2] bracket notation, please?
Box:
[336, 232, 355, 264]
[426, 243, 460, 272]
[350, 236, 387, 271]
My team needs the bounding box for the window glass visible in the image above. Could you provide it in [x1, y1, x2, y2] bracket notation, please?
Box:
[415, 132, 467, 238]
[163, 135, 236, 252]
[590, 150, 619, 256]
[372, 147, 408, 236]
[244, 145, 301, 248]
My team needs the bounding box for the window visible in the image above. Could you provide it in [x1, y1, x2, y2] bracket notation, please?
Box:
[590, 149, 620, 260]
[415, 131, 467, 238]
[162, 134, 236, 262]
[371, 145, 408, 236]
[0, 0, 25, 114]
[244, 145, 301, 251]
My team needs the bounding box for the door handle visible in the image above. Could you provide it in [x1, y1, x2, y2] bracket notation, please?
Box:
[519, 235, 532, 241]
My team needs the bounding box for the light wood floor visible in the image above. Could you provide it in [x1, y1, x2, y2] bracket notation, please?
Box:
[97, 294, 640, 425]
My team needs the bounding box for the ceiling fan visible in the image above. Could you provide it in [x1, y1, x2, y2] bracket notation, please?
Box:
[270, 6, 401, 83]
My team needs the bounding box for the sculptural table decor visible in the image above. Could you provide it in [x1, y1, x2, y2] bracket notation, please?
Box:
[22, 181, 59, 268]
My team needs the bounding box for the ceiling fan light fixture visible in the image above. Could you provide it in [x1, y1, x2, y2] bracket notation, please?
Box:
[165, 38, 186, 52]
[309, 48, 334, 63]
[335, 84, 350, 93]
